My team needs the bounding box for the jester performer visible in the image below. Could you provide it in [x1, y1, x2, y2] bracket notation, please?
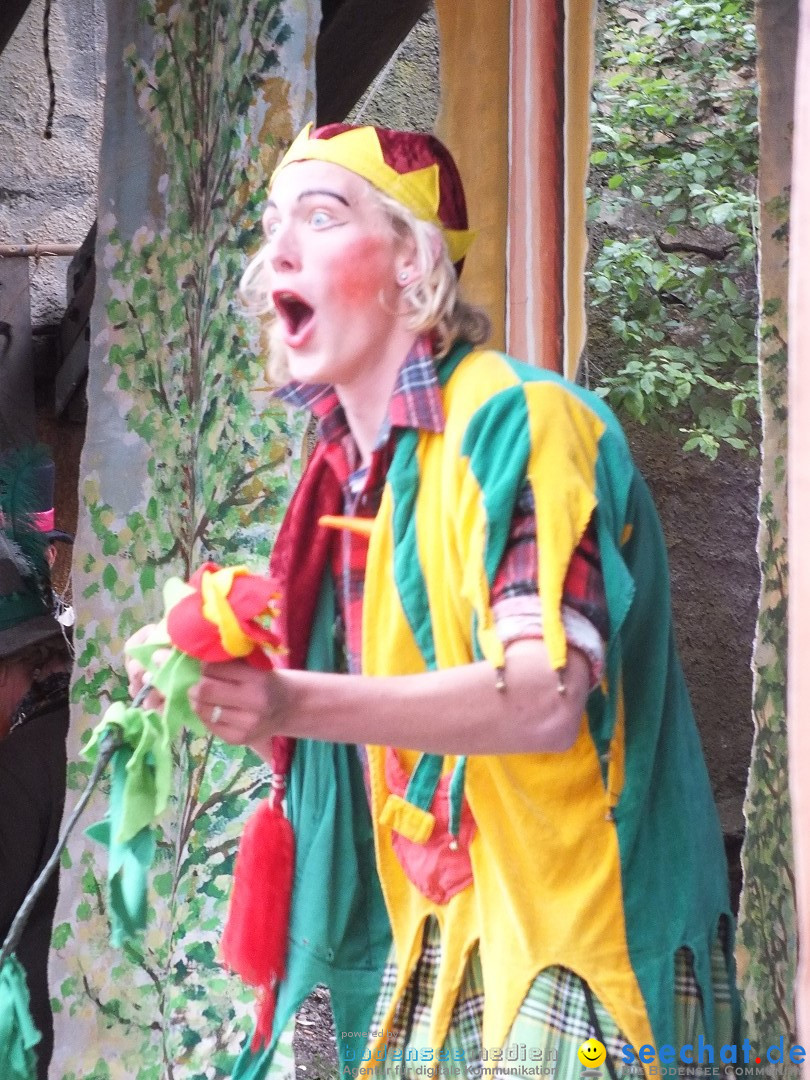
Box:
[129, 123, 739, 1079]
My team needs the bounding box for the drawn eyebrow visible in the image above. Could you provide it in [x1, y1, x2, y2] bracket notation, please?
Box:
[296, 189, 350, 206]
[264, 189, 350, 210]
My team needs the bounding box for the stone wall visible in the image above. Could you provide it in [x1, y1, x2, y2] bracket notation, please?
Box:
[0, 0, 105, 587]
[0, 0, 105, 329]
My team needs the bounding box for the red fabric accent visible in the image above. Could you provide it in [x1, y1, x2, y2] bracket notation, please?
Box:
[490, 495, 608, 640]
[374, 127, 468, 236]
[265, 438, 345, 795]
[384, 750, 477, 906]
[327, 442, 391, 675]
[220, 801, 294, 1049]
[165, 561, 281, 668]
[277, 334, 443, 446]
[31, 509, 55, 531]
[253, 981, 279, 1053]
[268, 443, 343, 669]
[215, 450, 340, 1044]
[269, 744, 294, 799]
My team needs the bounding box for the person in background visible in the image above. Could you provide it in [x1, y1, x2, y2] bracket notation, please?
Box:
[0, 467, 71, 1080]
[0, 444, 75, 627]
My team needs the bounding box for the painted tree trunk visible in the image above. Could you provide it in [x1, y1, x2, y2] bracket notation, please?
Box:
[736, 0, 796, 1059]
[48, 2, 316, 1077]
[788, 0, 810, 1063]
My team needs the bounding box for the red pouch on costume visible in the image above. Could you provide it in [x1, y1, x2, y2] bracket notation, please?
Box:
[384, 748, 477, 905]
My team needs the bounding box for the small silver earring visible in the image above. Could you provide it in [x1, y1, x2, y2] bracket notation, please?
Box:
[398, 270, 409, 283]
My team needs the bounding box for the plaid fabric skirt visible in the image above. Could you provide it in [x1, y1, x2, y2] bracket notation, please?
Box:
[267, 917, 736, 1080]
[358, 916, 737, 1080]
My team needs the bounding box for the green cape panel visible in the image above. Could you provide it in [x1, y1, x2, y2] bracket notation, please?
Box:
[232, 574, 390, 1078]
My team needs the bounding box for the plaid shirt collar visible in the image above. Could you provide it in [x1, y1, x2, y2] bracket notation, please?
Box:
[274, 335, 445, 448]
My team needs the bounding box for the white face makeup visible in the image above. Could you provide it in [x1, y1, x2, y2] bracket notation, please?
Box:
[263, 159, 411, 391]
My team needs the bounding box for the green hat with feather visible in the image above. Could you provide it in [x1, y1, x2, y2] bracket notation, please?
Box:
[0, 446, 62, 660]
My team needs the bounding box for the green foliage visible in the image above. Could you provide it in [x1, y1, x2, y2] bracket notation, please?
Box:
[586, 0, 759, 458]
[101, 0, 298, 583]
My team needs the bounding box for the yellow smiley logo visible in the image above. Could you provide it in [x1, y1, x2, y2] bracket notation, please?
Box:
[578, 1038, 607, 1069]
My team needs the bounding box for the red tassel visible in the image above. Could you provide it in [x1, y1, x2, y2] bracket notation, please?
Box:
[221, 793, 294, 1050]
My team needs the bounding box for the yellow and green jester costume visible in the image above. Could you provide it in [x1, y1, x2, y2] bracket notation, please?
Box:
[233, 342, 738, 1079]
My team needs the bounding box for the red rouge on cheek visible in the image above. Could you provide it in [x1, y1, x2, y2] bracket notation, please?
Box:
[332, 237, 392, 306]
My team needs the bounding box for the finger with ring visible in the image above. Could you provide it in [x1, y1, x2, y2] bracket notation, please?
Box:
[210, 704, 223, 725]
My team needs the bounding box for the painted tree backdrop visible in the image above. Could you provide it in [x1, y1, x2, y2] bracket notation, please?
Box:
[49, 2, 316, 1077]
[43, 0, 801, 1075]
[736, 0, 796, 1060]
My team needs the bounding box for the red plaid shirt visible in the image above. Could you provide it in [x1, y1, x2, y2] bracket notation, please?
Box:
[276, 337, 607, 679]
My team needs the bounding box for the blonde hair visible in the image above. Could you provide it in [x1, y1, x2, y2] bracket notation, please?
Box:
[238, 177, 491, 386]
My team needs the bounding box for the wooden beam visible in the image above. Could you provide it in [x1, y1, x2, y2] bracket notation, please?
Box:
[0, 0, 33, 58]
[0, 256, 36, 450]
[54, 224, 96, 417]
[506, 0, 596, 377]
[0, 244, 82, 258]
[316, 0, 430, 124]
[435, 0, 510, 349]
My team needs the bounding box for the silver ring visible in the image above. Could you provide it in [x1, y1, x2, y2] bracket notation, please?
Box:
[210, 705, 223, 725]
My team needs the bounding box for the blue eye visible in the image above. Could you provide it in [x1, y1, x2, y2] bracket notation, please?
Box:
[310, 210, 332, 227]
[264, 219, 280, 238]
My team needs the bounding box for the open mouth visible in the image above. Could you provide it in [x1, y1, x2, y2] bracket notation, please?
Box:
[273, 291, 314, 342]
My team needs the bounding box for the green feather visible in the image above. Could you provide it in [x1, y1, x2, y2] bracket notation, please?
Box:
[0, 533, 33, 576]
[0, 443, 51, 580]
